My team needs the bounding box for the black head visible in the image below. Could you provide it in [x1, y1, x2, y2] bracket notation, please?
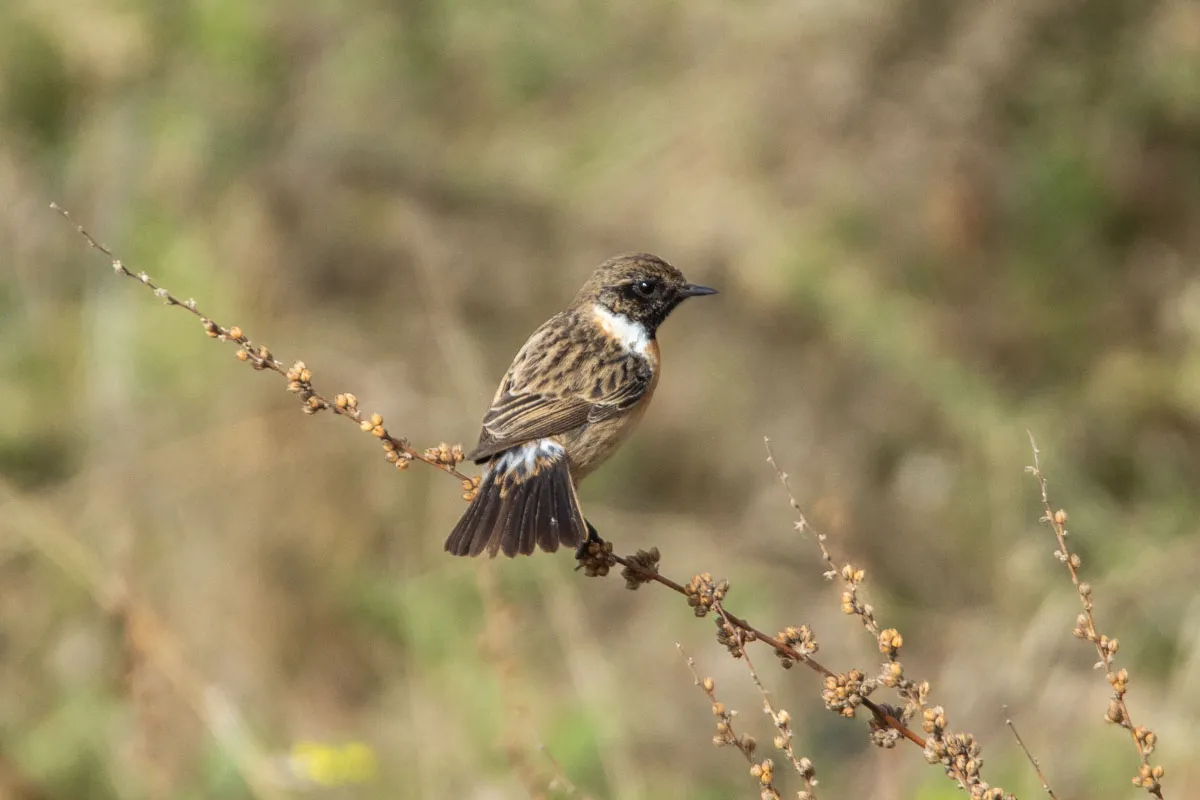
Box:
[574, 253, 717, 333]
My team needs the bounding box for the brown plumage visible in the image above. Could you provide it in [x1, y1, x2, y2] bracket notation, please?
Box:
[445, 253, 717, 558]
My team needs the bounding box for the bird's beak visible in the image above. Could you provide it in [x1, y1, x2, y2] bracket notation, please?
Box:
[681, 283, 718, 297]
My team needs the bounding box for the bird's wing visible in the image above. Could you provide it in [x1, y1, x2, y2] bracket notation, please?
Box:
[467, 315, 652, 462]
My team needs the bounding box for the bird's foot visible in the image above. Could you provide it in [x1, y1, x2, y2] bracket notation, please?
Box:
[574, 520, 614, 576]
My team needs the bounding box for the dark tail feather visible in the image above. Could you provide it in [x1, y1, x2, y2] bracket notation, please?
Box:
[443, 469, 503, 557]
[444, 443, 586, 558]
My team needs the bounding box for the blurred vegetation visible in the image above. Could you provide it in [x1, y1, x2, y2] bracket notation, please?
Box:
[2, 0, 1200, 797]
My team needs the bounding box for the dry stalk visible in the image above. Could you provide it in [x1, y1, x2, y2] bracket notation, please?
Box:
[763, 439, 1013, 799]
[1004, 708, 1058, 799]
[679, 644, 785, 800]
[48, 203, 476, 489]
[1026, 433, 1165, 798]
[713, 605, 818, 799]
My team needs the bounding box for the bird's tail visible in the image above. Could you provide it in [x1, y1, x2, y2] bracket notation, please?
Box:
[444, 439, 586, 558]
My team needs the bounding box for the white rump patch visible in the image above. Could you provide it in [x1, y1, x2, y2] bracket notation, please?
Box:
[491, 439, 565, 475]
[593, 304, 651, 355]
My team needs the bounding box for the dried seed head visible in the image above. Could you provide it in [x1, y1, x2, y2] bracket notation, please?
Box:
[869, 706, 904, 749]
[822, 669, 876, 717]
[683, 573, 729, 617]
[878, 628, 903, 657]
[622, 547, 660, 590]
[576, 539, 616, 578]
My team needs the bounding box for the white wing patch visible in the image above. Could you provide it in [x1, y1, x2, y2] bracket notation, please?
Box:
[592, 303, 651, 355]
[490, 439, 565, 476]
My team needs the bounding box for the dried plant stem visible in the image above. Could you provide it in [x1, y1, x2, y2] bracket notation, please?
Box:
[763, 439, 879, 636]
[761, 439, 1013, 799]
[714, 605, 818, 797]
[49, 203, 474, 485]
[1004, 709, 1057, 799]
[1026, 433, 1165, 798]
[679, 644, 785, 798]
[609, 550, 924, 746]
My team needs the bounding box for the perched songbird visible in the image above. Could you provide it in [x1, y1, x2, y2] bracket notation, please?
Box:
[445, 253, 717, 558]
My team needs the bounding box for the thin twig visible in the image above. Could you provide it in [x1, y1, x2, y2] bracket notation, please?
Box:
[1004, 707, 1058, 799]
[762, 437, 1003, 797]
[679, 644, 785, 798]
[608, 551, 925, 747]
[1027, 432, 1164, 798]
[49, 203, 474, 484]
[715, 605, 818, 796]
[763, 438, 879, 636]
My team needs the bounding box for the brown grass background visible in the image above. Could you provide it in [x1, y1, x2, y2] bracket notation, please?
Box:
[3, 0, 1200, 797]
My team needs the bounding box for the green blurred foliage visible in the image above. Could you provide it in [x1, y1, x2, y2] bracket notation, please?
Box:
[2, 0, 1200, 797]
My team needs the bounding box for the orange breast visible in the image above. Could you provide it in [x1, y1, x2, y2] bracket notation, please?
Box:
[559, 341, 660, 483]
[642, 339, 661, 404]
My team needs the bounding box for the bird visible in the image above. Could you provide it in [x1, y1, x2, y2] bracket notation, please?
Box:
[445, 253, 717, 558]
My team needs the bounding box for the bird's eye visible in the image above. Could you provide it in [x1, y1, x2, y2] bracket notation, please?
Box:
[630, 279, 658, 299]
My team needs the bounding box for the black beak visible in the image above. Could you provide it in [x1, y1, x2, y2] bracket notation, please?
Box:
[681, 283, 718, 298]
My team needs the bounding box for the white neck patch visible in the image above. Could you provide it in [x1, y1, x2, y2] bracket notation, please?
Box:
[593, 303, 651, 355]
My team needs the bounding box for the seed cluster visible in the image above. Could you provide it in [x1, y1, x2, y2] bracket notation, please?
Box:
[715, 615, 755, 658]
[921, 708, 1014, 799]
[836, 563, 880, 635]
[620, 547, 661, 590]
[821, 669, 877, 718]
[423, 442, 466, 467]
[684, 572, 729, 618]
[774, 625, 818, 669]
[576, 539, 616, 577]
[868, 704, 904, 749]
